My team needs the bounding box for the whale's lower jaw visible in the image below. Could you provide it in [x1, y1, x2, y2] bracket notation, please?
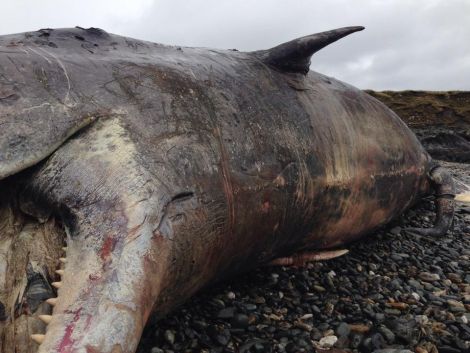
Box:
[0, 179, 64, 353]
[0, 156, 170, 353]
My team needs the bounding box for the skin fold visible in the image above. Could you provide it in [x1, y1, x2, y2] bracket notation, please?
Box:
[0, 27, 452, 352]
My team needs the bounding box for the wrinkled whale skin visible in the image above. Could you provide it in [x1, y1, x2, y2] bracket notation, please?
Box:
[0, 27, 434, 352]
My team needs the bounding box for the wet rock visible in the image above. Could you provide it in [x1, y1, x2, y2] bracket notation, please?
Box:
[447, 299, 466, 313]
[215, 330, 230, 346]
[447, 273, 462, 283]
[419, 272, 440, 282]
[217, 307, 235, 319]
[437, 346, 462, 353]
[384, 318, 418, 344]
[349, 333, 363, 349]
[415, 315, 429, 326]
[457, 315, 468, 324]
[372, 348, 413, 353]
[378, 325, 396, 344]
[285, 342, 298, 353]
[231, 313, 249, 328]
[408, 279, 424, 290]
[318, 335, 338, 348]
[336, 322, 351, 337]
[370, 333, 386, 350]
[163, 330, 175, 345]
[349, 324, 370, 333]
[211, 298, 226, 308]
[244, 303, 257, 311]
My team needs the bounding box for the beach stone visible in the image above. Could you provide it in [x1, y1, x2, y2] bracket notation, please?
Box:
[319, 335, 338, 348]
[336, 322, 350, 337]
[419, 272, 440, 282]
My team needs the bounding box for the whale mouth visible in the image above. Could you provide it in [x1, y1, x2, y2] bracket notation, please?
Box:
[29, 251, 67, 348]
[0, 175, 66, 353]
[0, 175, 150, 353]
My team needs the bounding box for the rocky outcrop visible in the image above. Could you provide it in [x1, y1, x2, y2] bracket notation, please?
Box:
[366, 91, 470, 162]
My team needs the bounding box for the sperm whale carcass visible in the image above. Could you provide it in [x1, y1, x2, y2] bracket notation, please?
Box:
[0, 26, 455, 352]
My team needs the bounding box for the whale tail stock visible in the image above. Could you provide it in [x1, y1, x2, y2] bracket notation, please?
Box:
[407, 164, 456, 237]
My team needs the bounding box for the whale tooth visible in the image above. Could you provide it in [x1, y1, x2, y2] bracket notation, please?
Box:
[455, 192, 470, 202]
[52, 282, 62, 289]
[38, 314, 53, 324]
[312, 249, 349, 260]
[269, 249, 349, 266]
[59, 257, 67, 263]
[56, 269, 65, 276]
[46, 298, 57, 306]
[31, 334, 45, 344]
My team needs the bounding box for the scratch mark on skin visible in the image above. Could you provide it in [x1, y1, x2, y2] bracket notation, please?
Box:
[125, 215, 148, 245]
[21, 102, 51, 113]
[214, 125, 235, 235]
[37, 46, 72, 106]
[122, 195, 152, 214]
[0, 93, 18, 101]
[7, 56, 24, 75]
[27, 47, 52, 64]
[188, 68, 197, 80]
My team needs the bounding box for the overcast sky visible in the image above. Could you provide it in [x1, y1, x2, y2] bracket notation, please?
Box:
[1, 0, 469, 90]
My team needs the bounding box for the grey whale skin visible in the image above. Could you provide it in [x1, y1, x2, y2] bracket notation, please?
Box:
[0, 26, 454, 352]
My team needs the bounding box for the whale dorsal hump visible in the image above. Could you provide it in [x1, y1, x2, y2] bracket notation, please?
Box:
[252, 26, 364, 75]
